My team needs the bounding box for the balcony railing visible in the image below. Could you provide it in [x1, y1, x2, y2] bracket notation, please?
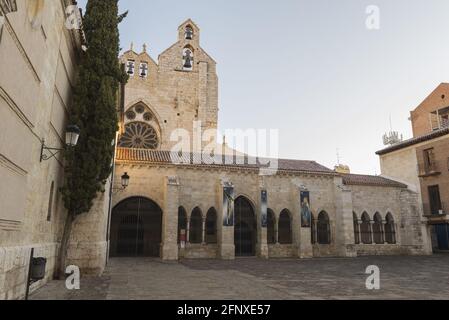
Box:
[418, 160, 442, 177]
[430, 110, 449, 131]
[423, 202, 448, 217]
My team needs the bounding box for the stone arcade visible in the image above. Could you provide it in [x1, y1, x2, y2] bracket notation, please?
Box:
[67, 19, 432, 268]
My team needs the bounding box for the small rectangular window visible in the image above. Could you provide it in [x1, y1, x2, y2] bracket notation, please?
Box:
[428, 185, 442, 215]
[423, 148, 435, 168]
[47, 181, 55, 221]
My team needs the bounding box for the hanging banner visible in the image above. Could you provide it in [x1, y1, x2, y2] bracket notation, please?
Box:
[301, 191, 311, 228]
[261, 190, 268, 228]
[223, 184, 235, 227]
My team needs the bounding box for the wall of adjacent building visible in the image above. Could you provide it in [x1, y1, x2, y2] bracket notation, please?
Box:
[415, 137, 449, 215]
[379, 147, 421, 193]
[0, 0, 80, 300]
[410, 83, 449, 137]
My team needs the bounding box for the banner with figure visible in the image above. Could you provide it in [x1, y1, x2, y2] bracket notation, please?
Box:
[261, 190, 268, 228]
[223, 184, 235, 227]
[301, 191, 311, 228]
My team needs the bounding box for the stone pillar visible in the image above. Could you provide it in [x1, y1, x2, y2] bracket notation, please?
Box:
[333, 177, 357, 257]
[292, 186, 313, 258]
[202, 218, 206, 245]
[257, 228, 269, 258]
[256, 188, 269, 259]
[370, 221, 375, 244]
[357, 220, 362, 244]
[381, 221, 386, 244]
[217, 180, 235, 260]
[275, 221, 279, 244]
[161, 176, 179, 261]
[186, 220, 190, 244]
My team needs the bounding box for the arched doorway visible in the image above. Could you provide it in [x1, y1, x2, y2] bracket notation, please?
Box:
[110, 197, 162, 257]
[234, 196, 256, 257]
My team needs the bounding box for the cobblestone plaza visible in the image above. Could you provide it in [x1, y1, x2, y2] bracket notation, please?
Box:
[31, 255, 449, 300]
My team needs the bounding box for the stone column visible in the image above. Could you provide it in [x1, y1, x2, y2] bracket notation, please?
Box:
[292, 186, 313, 258]
[202, 218, 207, 245]
[161, 176, 179, 261]
[357, 220, 362, 244]
[217, 179, 235, 260]
[313, 220, 318, 244]
[333, 177, 357, 257]
[370, 221, 375, 244]
[381, 221, 386, 244]
[275, 221, 279, 244]
[186, 220, 190, 244]
[256, 188, 269, 259]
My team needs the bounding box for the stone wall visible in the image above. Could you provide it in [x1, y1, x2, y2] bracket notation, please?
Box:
[0, 0, 81, 300]
[268, 244, 296, 258]
[106, 161, 431, 260]
[118, 19, 218, 153]
[182, 244, 218, 259]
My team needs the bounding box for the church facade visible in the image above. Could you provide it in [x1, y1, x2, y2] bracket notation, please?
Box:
[0, 12, 433, 300]
[68, 20, 432, 268]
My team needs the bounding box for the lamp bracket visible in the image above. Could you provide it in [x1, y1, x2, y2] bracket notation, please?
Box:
[40, 139, 64, 162]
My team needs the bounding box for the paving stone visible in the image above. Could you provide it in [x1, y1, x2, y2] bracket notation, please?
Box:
[31, 255, 449, 300]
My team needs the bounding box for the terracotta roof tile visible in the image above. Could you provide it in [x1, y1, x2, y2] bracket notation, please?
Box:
[116, 148, 335, 175]
[342, 174, 407, 188]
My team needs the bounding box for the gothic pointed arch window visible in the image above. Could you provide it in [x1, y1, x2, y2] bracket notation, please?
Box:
[361, 212, 372, 244]
[385, 213, 397, 244]
[118, 122, 159, 149]
[373, 212, 384, 244]
[206, 208, 217, 244]
[189, 207, 203, 244]
[317, 211, 331, 245]
[120, 103, 160, 149]
[278, 209, 292, 244]
[183, 47, 194, 71]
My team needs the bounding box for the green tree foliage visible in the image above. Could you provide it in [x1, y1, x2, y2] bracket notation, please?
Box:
[62, 0, 127, 216]
[57, 0, 127, 277]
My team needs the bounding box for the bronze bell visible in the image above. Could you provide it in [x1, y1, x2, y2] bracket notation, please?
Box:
[185, 27, 193, 40]
[183, 50, 193, 69]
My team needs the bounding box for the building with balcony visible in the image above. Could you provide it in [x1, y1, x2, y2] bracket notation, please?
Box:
[377, 83, 449, 252]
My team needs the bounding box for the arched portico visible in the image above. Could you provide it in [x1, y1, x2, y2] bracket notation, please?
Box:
[234, 196, 257, 257]
[110, 197, 163, 257]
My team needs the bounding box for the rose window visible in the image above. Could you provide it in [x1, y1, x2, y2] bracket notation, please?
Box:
[118, 122, 159, 149]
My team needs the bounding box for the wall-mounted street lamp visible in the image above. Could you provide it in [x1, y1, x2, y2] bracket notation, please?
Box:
[40, 125, 80, 162]
[112, 172, 130, 194]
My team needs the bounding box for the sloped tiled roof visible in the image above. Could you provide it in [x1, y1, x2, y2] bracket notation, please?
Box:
[376, 127, 449, 155]
[116, 148, 335, 175]
[342, 174, 407, 188]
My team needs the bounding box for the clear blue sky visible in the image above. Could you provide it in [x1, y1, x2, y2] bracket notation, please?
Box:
[79, 0, 449, 174]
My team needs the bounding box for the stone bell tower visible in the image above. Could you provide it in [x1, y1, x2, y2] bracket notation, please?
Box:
[119, 19, 218, 153]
